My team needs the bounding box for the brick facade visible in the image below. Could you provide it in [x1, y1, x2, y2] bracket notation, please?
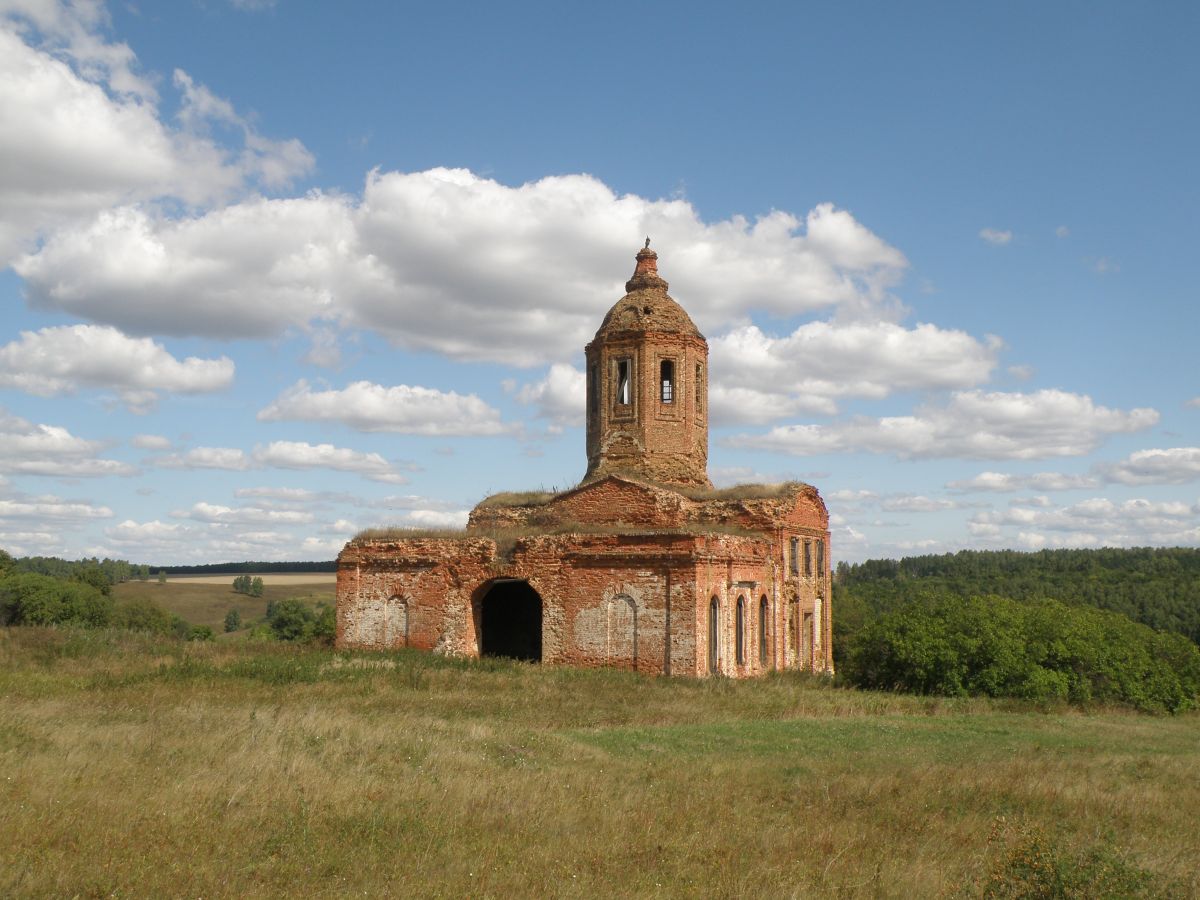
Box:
[336, 246, 834, 675]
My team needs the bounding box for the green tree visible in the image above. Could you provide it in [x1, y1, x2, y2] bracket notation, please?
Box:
[224, 608, 242, 632]
[113, 595, 174, 633]
[157, 570, 167, 584]
[250, 576, 264, 598]
[267, 598, 315, 641]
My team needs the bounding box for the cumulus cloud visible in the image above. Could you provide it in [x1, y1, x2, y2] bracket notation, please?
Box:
[0, 6, 312, 261]
[708, 321, 999, 424]
[153, 447, 251, 471]
[0, 494, 112, 521]
[258, 379, 508, 436]
[131, 433, 172, 450]
[979, 228, 1012, 245]
[251, 440, 410, 484]
[947, 470, 1100, 492]
[879, 494, 959, 513]
[1098, 447, 1200, 485]
[515, 364, 585, 428]
[0, 408, 134, 477]
[729, 390, 1157, 460]
[0, 324, 233, 410]
[17, 168, 909, 365]
[105, 518, 198, 544]
[970, 496, 1200, 549]
[172, 501, 314, 525]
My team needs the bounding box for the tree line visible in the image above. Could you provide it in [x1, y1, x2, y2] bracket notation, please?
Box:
[834, 547, 1200, 712]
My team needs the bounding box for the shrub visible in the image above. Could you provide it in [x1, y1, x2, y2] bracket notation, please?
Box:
[0, 572, 113, 627]
[264, 598, 336, 644]
[844, 593, 1200, 713]
[189, 625, 215, 642]
[113, 595, 175, 634]
[224, 608, 242, 632]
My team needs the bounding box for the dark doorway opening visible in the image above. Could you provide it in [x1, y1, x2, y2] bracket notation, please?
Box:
[479, 580, 542, 662]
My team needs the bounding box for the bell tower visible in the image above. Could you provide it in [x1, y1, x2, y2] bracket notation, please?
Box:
[583, 243, 712, 489]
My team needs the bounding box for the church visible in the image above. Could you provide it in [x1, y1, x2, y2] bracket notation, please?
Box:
[335, 244, 833, 676]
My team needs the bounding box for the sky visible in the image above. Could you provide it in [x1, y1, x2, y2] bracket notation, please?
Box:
[1, 0, 1198, 565]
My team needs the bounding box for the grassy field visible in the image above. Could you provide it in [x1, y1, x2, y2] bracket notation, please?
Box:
[114, 575, 335, 632]
[1, 627, 1197, 898]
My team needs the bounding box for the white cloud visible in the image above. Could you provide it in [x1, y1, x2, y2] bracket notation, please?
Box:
[979, 228, 1012, 245]
[0, 324, 233, 410]
[0, 8, 312, 262]
[971, 496, 1200, 548]
[173, 502, 314, 525]
[947, 470, 1100, 492]
[729, 390, 1157, 460]
[708, 321, 998, 424]
[0, 408, 134, 477]
[0, 495, 112, 521]
[258, 379, 508, 436]
[251, 440, 409, 484]
[1007, 364, 1034, 381]
[234, 486, 319, 502]
[879, 494, 958, 513]
[131, 433, 171, 450]
[1055, 225, 1070, 238]
[153, 447, 251, 471]
[0, 529, 63, 555]
[105, 519, 197, 544]
[515, 364, 585, 428]
[1185, 397, 1200, 409]
[17, 168, 909, 365]
[1098, 447, 1200, 485]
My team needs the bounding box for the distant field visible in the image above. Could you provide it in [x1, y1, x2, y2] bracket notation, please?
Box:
[165, 573, 336, 585]
[115, 573, 335, 631]
[1, 627, 1197, 897]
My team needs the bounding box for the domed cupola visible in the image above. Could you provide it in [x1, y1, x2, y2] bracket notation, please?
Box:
[583, 243, 712, 488]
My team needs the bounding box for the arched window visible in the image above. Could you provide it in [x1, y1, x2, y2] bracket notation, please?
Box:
[759, 595, 769, 667]
[616, 358, 631, 406]
[708, 596, 719, 674]
[735, 595, 746, 666]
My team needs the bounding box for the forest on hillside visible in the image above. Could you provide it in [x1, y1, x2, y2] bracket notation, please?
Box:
[834, 547, 1200, 648]
[832, 547, 1200, 712]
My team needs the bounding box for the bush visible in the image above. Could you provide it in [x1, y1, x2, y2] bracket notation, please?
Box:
[264, 598, 335, 644]
[189, 625, 215, 642]
[224, 608, 242, 632]
[113, 595, 175, 634]
[844, 593, 1200, 713]
[0, 572, 113, 627]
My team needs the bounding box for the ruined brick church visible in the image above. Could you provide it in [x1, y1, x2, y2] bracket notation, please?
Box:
[336, 244, 833, 676]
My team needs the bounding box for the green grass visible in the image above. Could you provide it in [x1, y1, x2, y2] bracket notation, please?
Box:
[113, 579, 334, 633]
[1, 627, 1197, 897]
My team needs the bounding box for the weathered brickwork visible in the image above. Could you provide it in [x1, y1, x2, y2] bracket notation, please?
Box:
[336, 245, 834, 676]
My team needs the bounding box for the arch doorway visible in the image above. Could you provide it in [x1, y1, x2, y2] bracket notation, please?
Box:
[478, 579, 542, 662]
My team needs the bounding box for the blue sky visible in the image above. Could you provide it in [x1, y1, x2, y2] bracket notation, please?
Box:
[1, 0, 1198, 564]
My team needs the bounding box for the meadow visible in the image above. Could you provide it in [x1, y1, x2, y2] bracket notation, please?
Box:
[113, 574, 335, 633]
[1, 626, 1197, 898]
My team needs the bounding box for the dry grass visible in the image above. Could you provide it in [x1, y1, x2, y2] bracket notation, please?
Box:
[476, 489, 564, 508]
[1, 626, 1197, 898]
[165, 574, 336, 586]
[114, 579, 335, 632]
[678, 481, 804, 501]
